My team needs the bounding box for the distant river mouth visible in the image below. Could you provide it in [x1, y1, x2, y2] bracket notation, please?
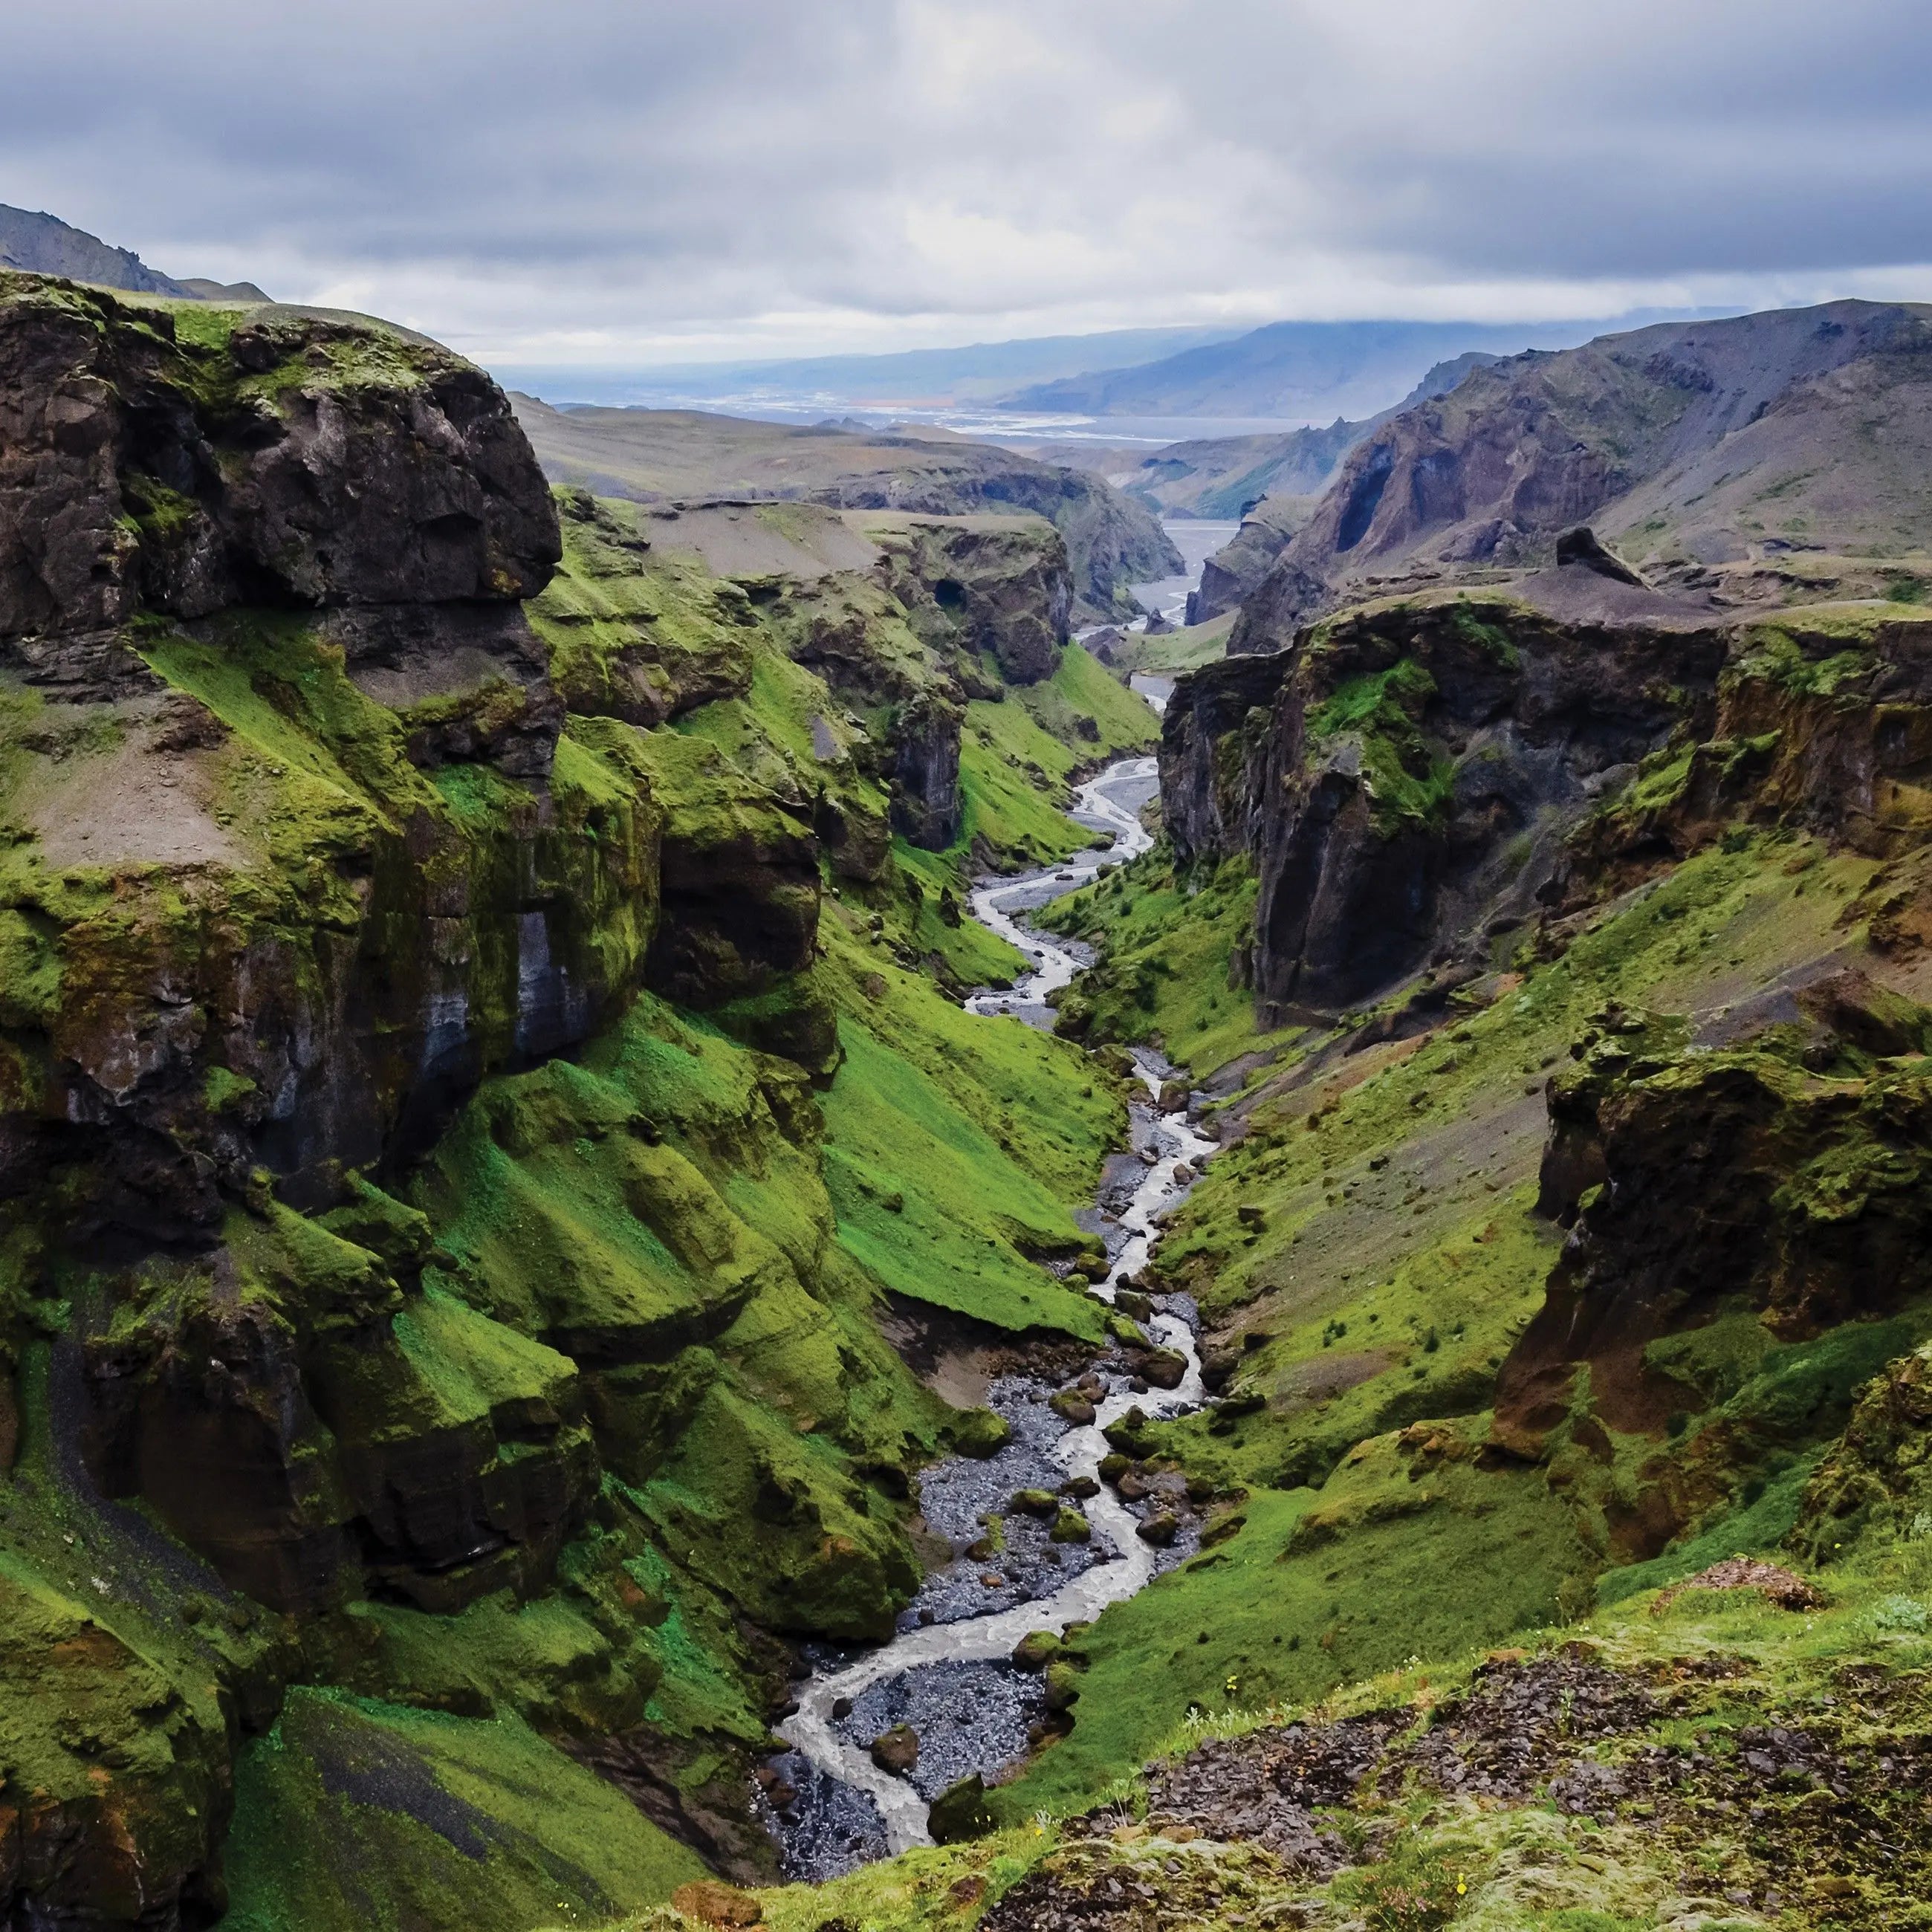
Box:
[765, 753, 1221, 1877]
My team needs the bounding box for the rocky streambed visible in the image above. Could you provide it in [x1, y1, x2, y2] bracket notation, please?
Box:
[767, 756, 1222, 1876]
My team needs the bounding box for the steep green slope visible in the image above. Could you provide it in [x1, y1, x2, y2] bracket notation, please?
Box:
[542, 587, 1932, 1932]
[0, 270, 1162, 1931]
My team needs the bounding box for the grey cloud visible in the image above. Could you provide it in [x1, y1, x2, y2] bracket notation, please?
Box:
[1, 0, 1928, 357]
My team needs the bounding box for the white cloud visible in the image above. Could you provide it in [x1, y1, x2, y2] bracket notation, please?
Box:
[1, 0, 1928, 363]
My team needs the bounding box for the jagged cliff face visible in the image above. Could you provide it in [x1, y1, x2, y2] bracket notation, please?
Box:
[1162, 569, 1932, 1024]
[1497, 978, 1932, 1455]
[0, 270, 603, 1227]
[1162, 583, 1731, 1016]
[0, 273, 1148, 1928]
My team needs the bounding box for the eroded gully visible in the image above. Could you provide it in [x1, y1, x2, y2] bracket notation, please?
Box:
[771, 747, 1219, 1871]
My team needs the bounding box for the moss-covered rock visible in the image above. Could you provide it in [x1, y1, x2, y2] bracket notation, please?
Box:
[1497, 985, 1932, 1456]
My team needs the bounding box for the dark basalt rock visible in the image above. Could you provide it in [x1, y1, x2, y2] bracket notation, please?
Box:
[889, 691, 964, 848]
[927, 1771, 993, 1844]
[1161, 592, 1728, 1016]
[1, 273, 557, 655]
[1494, 981, 1932, 1464]
[874, 518, 1072, 687]
[869, 1723, 919, 1774]
[0, 275, 625, 1237]
[1555, 524, 1645, 586]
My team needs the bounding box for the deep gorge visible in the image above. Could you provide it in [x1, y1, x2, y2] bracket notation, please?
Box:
[4, 265, 1932, 1932]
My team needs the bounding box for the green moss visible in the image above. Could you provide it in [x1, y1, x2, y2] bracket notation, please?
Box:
[1041, 852, 1291, 1077]
[219, 1688, 706, 1932]
[1306, 659, 1454, 832]
[1731, 625, 1873, 698]
[820, 1018, 1104, 1340]
[1449, 603, 1521, 668]
[1014, 643, 1161, 763]
[1595, 1456, 1820, 1606]
[0, 907, 62, 1027]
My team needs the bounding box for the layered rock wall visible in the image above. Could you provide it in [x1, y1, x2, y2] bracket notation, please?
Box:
[1161, 589, 1725, 1017]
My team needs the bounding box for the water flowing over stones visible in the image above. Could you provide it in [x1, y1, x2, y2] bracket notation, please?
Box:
[771, 753, 1219, 1873]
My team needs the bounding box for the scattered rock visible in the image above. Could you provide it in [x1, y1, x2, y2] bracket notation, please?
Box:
[869, 1725, 919, 1775]
[1010, 1488, 1059, 1517]
[951, 1407, 1012, 1458]
[1136, 1511, 1180, 1546]
[1049, 1390, 1098, 1426]
[1132, 1347, 1188, 1390]
[1050, 1508, 1092, 1544]
[1555, 523, 1647, 586]
[1011, 1630, 1060, 1672]
[1653, 1558, 1826, 1615]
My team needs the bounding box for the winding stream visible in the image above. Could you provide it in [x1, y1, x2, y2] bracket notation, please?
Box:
[772, 747, 1219, 1866]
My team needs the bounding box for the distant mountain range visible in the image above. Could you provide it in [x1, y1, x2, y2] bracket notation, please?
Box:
[1219, 299, 1932, 651]
[1089, 351, 1506, 528]
[492, 326, 1248, 412]
[0, 204, 270, 301]
[1002, 314, 1717, 421]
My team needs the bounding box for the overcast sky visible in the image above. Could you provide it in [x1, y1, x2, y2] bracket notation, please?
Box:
[4, 0, 1929, 366]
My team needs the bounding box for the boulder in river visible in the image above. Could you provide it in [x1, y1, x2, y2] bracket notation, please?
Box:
[928, 1773, 993, 1844]
[1049, 1390, 1097, 1426]
[1157, 1080, 1188, 1111]
[1011, 1629, 1060, 1672]
[1049, 1508, 1092, 1543]
[1136, 1346, 1189, 1390]
[1058, 1474, 1100, 1500]
[869, 1724, 919, 1774]
[1114, 1287, 1153, 1320]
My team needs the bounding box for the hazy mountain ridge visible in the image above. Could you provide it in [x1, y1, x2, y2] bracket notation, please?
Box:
[0, 203, 270, 302]
[1002, 317, 1672, 420]
[493, 325, 1247, 410]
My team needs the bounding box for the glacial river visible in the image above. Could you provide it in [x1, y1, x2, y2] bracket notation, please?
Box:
[771, 744, 1219, 1868]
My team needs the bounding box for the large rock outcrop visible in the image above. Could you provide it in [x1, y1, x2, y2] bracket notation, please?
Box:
[1496, 985, 1932, 1455]
[0, 272, 649, 1242]
[872, 515, 1073, 686]
[1161, 586, 1728, 1017]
